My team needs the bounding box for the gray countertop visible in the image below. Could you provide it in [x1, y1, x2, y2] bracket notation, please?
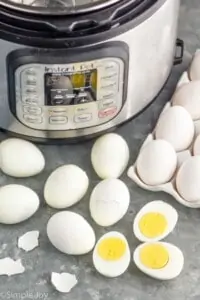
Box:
[0, 1, 199, 300]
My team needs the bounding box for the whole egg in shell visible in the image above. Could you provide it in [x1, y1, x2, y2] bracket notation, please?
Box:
[133, 242, 184, 280]
[93, 231, 130, 278]
[133, 201, 178, 242]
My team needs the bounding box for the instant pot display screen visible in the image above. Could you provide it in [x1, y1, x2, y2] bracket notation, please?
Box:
[45, 69, 97, 106]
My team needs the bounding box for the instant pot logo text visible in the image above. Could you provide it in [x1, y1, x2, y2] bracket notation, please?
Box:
[45, 66, 70, 73]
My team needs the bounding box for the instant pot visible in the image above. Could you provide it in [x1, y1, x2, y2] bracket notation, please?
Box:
[0, 0, 183, 143]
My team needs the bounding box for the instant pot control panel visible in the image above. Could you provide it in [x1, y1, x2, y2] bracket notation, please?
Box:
[7, 44, 129, 131]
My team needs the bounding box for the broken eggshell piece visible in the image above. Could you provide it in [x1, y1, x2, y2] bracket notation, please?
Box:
[18, 231, 39, 252]
[0, 258, 25, 276]
[51, 272, 78, 293]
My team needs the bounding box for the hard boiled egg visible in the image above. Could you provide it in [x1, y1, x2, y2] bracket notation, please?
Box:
[176, 156, 200, 202]
[190, 51, 200, 80]
[133, 242, 184, 280]
[193, 134, 200, 155]
[90, 178, 130, 227]
[47, 211, 95, 255]
[93, 231, 130, 278]
[44, 165, 89, 209]
[136, 140, 177, 186]
[0, 138, 45, 177]
[155, 106, 194, 151]
[91, 133, 129, 179]
[133, 201, 178, 242]
[172, 81, 200, 120]
[0, 184, 39, 224]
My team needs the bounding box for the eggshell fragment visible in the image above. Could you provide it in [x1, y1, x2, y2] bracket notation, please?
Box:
[0, 185, 39, 224]
[18, 231, 39, 252]
[176, 156, 200, 202]
[136, 140, 177, 186]
[47, 211, 96, 255]
[51, 272, 78, 293]
[0, 258, 25, 276]
[0, 138, 45, 177]
[155, 106, 194, 151]
[172, 81, 200, 120]
[90, 178, 130, 227]
[91, 133, 129, 179]
[44, 165, 89, 209]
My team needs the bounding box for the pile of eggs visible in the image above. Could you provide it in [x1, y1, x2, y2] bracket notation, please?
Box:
[128, 50, 200, 207]
[0, 132, 184, 284]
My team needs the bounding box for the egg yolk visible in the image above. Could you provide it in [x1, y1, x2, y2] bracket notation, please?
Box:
[97, 237, 126, 261]
[139, 212, 167, 238]
[139, 243, 169, 269]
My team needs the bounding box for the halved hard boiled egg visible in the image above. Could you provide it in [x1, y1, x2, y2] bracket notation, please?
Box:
[133, 242, 184, 280]
[93, 231, 130, 278]
[133, 201, 178, 242]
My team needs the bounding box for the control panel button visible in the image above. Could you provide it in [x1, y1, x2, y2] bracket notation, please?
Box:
[100, 99, 116, 109]
[98, 106, 118, 118]
[49, 116, 68, 124]
[26, 88, 37, 94]
[100, 72, 118, 81]
[74, 113, 92, 123]
[26, 77, 37, 86]
[25, 69, 37, 76]
[49, 108, 67, 115]
[23, 106, 42, 115]
[101, 81, 117, 90]
[104, 62, 119, 72]
[23, 114, 42, 124]
[22, 97, 38, 105]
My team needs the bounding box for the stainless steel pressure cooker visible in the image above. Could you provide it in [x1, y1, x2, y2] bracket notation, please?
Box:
[0, 0, 183, 142]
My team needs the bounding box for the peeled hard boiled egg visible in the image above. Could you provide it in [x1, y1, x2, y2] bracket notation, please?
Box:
[136, 140, 177, 186]
[190, 52, 200, 80]
[176, 156, 200, 202]
[0, 138, 45, 177]
[133, 201, 178, 242]
[155, 106, 194, 151]
[0, 184, 39, 224]
[91, 133, 129, 179]
[47, 211, 95, 255]
[93, 231, 130, 278]
[133, 242, 184, 280]
[90, 178, 130, 227]
[44, 165, 89, 209]
[172, 81, 200, 120]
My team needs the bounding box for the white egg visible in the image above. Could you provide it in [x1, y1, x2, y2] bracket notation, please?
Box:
[133, 201, 178, 242]
[193, 134, 200, 155]
[190, 52, 200, 80]
[0, 138, 45, 177]
[136, 140, 177, 186]
[0, 184, 39, 224]
[44, 165, 89, 209]
[90, 178, 130, 227]
[172, 81, 200, 120]
[93, 231, 130, 278]
[47, 211, 95, 255]
[91, 133, 129, 179]
[155, 106, 194, 151]
[176, 156, 200, 202]
[133, 242, 184, 280]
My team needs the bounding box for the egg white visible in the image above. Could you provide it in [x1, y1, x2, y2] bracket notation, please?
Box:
[93, 231, 130, 278]
[133, 201, 178, 242]
[133, 242, 184, 280]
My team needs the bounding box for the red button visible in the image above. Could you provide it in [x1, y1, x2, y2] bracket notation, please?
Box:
[98, 106, 117, 118]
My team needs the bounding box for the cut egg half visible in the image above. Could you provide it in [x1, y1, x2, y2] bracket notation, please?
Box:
[133, 242, 184, 280]
[133, 201, 178, 242]
[93, 231, 130, 278]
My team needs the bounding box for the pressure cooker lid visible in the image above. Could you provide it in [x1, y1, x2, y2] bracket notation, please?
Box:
[0, 0, 134, 15]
